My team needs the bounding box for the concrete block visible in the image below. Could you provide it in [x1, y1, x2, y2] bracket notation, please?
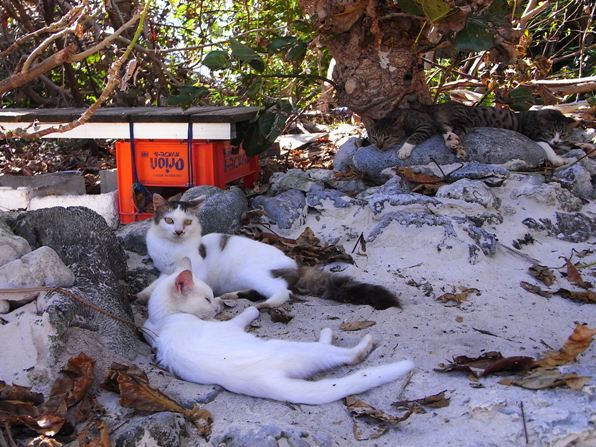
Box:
[100, 169, 118, 193]
[0, 172, 85, 198]
[0, 187, 31, 210]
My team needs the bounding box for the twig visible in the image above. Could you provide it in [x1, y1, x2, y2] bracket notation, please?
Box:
[498, 243, 541, 264]
[520, 401, 529, 444]
[351, 233, 365, 254]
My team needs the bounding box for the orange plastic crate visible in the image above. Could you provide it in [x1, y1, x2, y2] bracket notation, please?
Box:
[116, 139, 259, 224]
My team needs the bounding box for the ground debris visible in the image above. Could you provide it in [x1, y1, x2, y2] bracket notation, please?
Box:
[392, 390, 450, 413]
[435, 352, 534, 378]
[563, 259, 592, 289]
[528, 264, 556, 287]
[534, 322, 596, 368]
[102, 363, 213, 438]
[340, 320, 376, 331]
[344, 396, 414, 441]
[435, 287, 480, 306]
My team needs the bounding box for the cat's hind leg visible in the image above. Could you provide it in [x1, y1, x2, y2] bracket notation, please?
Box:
[230, 306, 260, 328]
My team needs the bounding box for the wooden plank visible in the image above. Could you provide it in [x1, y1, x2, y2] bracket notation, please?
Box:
[0, 106, 259, 124]
[0, 121, 233, 139]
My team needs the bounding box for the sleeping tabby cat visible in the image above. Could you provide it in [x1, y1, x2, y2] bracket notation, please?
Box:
[368, 102, 578, 166]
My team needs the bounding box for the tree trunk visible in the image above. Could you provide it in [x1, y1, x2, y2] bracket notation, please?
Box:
[300, 0, 433, 126]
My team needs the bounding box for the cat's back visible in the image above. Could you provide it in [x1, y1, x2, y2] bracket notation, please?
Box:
[202, 233, 296, 267]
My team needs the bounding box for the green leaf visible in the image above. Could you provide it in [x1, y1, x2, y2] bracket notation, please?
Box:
[396, 0, 424, 16]
[416, 0, 453, 22]
[507, 86, 534, 111]
[202, 50, 230, 71]
[258, 110, 288, 142]
[244, 80, 262, 99]
[166, 86, 209, 109]
[454, 18, 494, 52]
[286, 41, 307, 63]
[268, 37, 297, 53]
[229, 38, 265, 72]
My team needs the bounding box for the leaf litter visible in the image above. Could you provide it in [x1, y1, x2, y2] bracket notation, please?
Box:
[344, 396, 414, 441]
[435, 323, 595, 390]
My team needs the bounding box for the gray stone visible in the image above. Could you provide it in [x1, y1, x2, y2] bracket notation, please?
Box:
[182, 185, 248, 234]
[464, 225, 497, 256]
[333, 136, 360, 172]
[0, 171, 85, 197]
[358, 176, 438, 215]
[511, 181, 583, 212]
[270, 169, 327, 194]
[215, 425, 323, 447]
[0, 225, 31, 267]
[523, 212, 595, 243]
[252, 189, 306, 229]
[367, 211, 456, 242]
[462, 128, 548, 166]
[442, 162, 510, 186]
[11, 207, 137, 357]
[112, 412, 189, 447]
[305, 184, 363, 209]
[552, 164, 594, 200]
[0, 246, 74, 306]
[116, 219, 152, 255]
[436, 179, 499, 209]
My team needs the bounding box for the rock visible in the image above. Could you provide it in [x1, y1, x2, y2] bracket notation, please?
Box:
[270, 169, 329, 194]
[182, 185, 248, 234]
[215, 425, 325, 447]
[333, 136, 360, 172]
[367, 211, 456, 242]
[305, 184, 363, 209]
[0, 224, 31, 267]
[251, 189, 306, 229]
[510, 180, 583, 212]
[523, 212, 595, 243]
[436, 179, 499, 209]
[358, 176, 438, 215]
[11, 207, 137, 357]
[112, 412, 190, 447]
[464, 225, 498, 256]
[462, 128, 549, 166]
[442, 162, 510, 186]
[116, 219, 152, 255]
[552, 164, 594, 200]
[0, 246, 75, 307]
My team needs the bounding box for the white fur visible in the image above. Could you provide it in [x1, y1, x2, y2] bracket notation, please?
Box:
[397, 141, 416, 159]
[536, 141, 571, 166]
[144, 271, 415, 405]
[146, 206, 297, 307]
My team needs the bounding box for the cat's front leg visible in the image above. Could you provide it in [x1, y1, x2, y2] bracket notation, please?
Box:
[231, 306, 260, 328]
[536, 141, 568, 166]
[442, 131, 467, 160]
[397, 141, 416, 159]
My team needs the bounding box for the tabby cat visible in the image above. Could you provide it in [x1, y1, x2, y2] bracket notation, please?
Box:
[368, 102, 578, 166]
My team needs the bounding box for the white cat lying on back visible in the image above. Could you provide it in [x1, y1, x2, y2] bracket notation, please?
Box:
[143, 194, 401, 309]
[143, 258, 414, 405]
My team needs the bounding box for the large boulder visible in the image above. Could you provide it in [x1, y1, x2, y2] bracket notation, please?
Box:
[182, 185, 248, 234]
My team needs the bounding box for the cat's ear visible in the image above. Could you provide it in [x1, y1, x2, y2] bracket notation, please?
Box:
[175, 269, 194, 295]
[186, 195, 207, 209]
[153, 193, 168, 209]
[177, 256, 192, 271]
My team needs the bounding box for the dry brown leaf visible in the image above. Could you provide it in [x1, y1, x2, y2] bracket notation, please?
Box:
[436, 288, 479, 306]
[267, 308, 294, 324]
[500, 368, 590, 390]
[435, 352, 533, 378]
[78, 420, 111, 447]
[50, 352, 95, 406]
[392, 390, 450, 413]
[104, 363, 213, 439]
[480, 356, 534, 377]
[394, 167, 445, 185]
[555, 288, 596, 304]
[0, 381, 44, 405]
[528, 264, 556, 287]
[344, 396, 413, 441]
[520, 281, 553, 298]
[564, 260, 592, 289]
[534, 323, 596, 368]
[340, 320, 376, 331]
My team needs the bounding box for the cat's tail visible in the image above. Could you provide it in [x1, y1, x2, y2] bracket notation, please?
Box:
[293, 267, 401, 309]
[268, 360, 414, 405]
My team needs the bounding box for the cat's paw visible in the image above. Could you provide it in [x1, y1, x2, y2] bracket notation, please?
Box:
[443, 131, 460, 149]
[397, 142, 415, 159]
[454, 146, 467, 160]
[351, 334, 375, 364]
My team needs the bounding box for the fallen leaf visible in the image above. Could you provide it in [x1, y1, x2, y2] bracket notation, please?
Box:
[520, 281, 553, 298]
[534, 323, 596, 368]
[50, 352, 95, 406]
[0, 381, 44, 405]
[500, 368, 590, 390]
[435, 352, 533, 378]
[436, 288, 479, 306]
[392, 390, 450, 413]
[78, 420, 111, 447]
[564, 260, 592, 289]
[267, 308, 293, 324]
[394, 167, 444, 185]
[528, 264, 556, 287]
[340, 320, 376, 331]
[103, 363, 213, 438]
[480, 356, 534, 377]
[555, 288, 596, 304]
[344, 396, 413, 441]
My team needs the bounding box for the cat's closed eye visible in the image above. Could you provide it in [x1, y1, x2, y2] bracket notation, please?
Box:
[184, 219, 192, 226]
[164, 217, 174, 224]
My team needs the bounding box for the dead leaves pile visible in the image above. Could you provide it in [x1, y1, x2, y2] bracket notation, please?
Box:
[436, 323, 595, 391]
[521, 255, 595, 304]
[238, 225, 353, 266]
[0, 353, 213, 445]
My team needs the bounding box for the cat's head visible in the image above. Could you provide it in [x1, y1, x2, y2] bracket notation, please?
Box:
[367, 114, 404, 150]
[532, 109, 578, 147]
[149, 257, 222, 321]
[151, 193, 206, 241]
